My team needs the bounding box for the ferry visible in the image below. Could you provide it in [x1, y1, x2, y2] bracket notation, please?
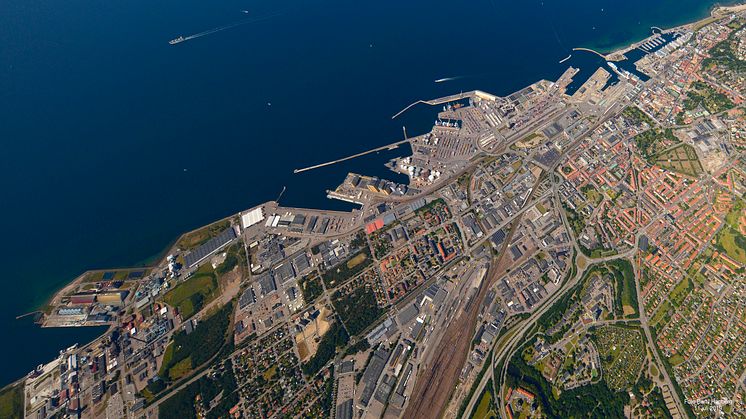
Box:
[169, 36, 185, 45]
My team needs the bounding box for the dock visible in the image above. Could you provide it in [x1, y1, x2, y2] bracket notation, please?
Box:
[293, 139, 410, 174]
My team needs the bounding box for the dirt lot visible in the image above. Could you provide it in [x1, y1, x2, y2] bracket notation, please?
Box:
[295, 307, 331, 362]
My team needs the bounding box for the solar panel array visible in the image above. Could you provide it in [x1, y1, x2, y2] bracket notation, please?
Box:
[184, 227, 237, 268]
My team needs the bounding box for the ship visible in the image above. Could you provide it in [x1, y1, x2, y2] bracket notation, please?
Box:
[169, 36, 185, 45]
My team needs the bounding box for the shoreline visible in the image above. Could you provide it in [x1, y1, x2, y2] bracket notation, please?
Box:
[6, 0, 742, 390]
[582, 1, 745, 55]
[34, 211, 238, 323]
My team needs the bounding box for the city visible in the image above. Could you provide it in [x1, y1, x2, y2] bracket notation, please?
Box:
[2, 4, 746, 419]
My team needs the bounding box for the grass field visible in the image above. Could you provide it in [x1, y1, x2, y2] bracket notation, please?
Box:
[168, 357, 193, 380]
[0, 383, 23, 419]
[582, 186, 604, 206]
[159, 343, 174, 376]
[650, 300, 672, 329]
[693, 16, 718, 31]
[608, 260, 638, 319]
[650, 363, 660, 379]
[346, 253, 368, 269]
[717, 202, 746, 264]
[163, 264, 218, 319]
[263, 365, 278, 381]
[668, 354, 686, 366]
[654, 144, 704, 177]
[322, 248, 373, 288]
[472, 387, 496, 419]
[177, 219, 231, 250]
[669, 278, 693, 307]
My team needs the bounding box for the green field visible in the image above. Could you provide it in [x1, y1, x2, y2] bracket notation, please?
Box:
[471, 384, 496, 419]
[322, 248, 373, 288]
[650, 300, 672, 329]
[581, 184, 604, 206]
[177, 219, 232, 250]
[669, 278, 693, 307]
[168, 357, 193, 380]
[668, 354, 685, 366]
[654, 144, 704, 177]
[716, 202, 746, 264]
[346, 252, 368, 269]
[159, 343, 175, 376]
[607, 259, 639, 318]
[0, 383, 23, 419]
[163, 264, 218, 319]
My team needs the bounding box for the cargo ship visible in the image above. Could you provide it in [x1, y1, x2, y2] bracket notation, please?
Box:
[169, 36, 185, 45]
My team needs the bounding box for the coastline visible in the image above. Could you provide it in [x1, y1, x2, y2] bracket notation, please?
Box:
[35, 211, 239, 329]
[583, 1, 745, 55]
[5, 0, 742, 390]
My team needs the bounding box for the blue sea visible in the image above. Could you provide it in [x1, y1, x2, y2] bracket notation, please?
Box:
[0, 0, 734, 386]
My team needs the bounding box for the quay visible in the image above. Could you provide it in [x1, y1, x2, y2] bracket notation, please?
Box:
[293, 139, 410, 174]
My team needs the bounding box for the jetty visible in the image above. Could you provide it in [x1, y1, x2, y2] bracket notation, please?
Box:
[16, 311, 41, 320]
[293, 139, 409, 174]
[572, 47, 606, 59]
[391, 90, 496, 119]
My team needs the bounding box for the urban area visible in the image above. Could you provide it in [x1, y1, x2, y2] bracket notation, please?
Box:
[2, 4, 746, 419]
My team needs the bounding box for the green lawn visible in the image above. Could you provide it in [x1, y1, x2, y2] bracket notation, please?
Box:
[0, 383, 23, 419]
[717, 203, 746, 264]
[159, 343, 175, 376]
[669, 278, 693, 307]
[472, 387, 496, 419]
[650, 300, 672, 329]
[168, 357, 193, 380]
[163, 264, 218, 319]
[177, 220, 232, 250]
[668, 354, 685, 366]
[654, 144, 704, 177]
[606, 260, 639, 318]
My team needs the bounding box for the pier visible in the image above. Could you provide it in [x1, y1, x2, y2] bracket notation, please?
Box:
[16, 311, 40, 320]
[293, 139, 410, 174]
[572, 47, 607, 59]
[391, 91, 478, 119]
